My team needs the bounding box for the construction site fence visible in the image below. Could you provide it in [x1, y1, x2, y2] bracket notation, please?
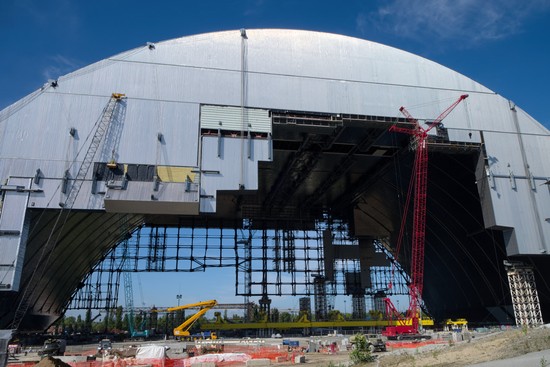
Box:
[7, 344, 299, 367]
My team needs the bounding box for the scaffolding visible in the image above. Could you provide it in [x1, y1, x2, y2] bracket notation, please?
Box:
[68, 218, 410, 314]
[313, 275, 328, 321]
[352, 295, 367, 319]
[505, 261, 543, 327]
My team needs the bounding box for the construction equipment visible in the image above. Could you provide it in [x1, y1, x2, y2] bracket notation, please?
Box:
[165, 300, 218, 339]
[349, 334, 387, 353]
[10, 93, 126, 331]
[38, 339, 66, 357]
[123, 270, 150, 338]
[384, 95, 469, 338]
[445, 318, 468, 332]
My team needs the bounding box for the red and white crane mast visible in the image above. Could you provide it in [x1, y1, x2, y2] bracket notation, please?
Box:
[386, 94, 468, 336]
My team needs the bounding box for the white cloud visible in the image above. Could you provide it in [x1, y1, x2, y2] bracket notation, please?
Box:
[359, 0, 550, 47]
[42, 54, 82, 81]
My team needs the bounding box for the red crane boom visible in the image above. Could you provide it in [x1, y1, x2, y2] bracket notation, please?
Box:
[384, 94, 468, 337]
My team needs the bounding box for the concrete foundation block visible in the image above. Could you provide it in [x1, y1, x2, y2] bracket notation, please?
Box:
[246, 358, 271, 366]
[294, 355, 306, 363]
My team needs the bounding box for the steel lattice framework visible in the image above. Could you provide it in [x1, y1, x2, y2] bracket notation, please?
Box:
[68, 218, 410, 311]
[506, 262, 544, 327]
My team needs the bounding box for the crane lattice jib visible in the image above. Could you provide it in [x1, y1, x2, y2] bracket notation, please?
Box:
[388, 94, 468, 334]
[10, 93, 125, 331]
[63, 93, 125, 207]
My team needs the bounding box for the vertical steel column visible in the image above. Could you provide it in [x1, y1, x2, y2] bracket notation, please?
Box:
[313, 275, 327, 321]
[352, 295, 366, 320]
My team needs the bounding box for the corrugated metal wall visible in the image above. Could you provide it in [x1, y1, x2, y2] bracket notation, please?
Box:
[200, 105, 271, 133]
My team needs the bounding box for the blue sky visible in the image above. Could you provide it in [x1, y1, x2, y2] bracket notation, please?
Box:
[2, 0, 550, 314]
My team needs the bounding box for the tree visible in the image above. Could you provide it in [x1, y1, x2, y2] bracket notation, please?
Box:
[64, 316, 76, 334]
[135, 312, 143, 331]
[368, 310, 383, 321]
[85, 309, 92, 333]
[328, 310, 343, 321]
[280, 312, 292, 323]
[271, 308, 280, 322]
[103, 309, 112, 332]
[115, 306, 124, 331]
[349, 334, 375, 364]
[76, 315, 83, 333]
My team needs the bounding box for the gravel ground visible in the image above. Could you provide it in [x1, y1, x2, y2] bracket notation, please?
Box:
[10, 327, 550, 367]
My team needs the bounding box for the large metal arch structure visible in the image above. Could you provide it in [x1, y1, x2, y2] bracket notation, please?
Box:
[0, 29, 549, 332]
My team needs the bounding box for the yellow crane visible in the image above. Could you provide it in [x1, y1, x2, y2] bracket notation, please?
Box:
[165, 300, 218, 339]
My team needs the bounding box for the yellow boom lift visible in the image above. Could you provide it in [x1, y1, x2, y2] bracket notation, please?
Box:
[165, 300, 218, 339]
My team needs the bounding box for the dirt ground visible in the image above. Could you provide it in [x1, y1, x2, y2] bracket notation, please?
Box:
[373, 326, 550, 367]
[276, 326, 550, 366]
[11, 327, 550, 367]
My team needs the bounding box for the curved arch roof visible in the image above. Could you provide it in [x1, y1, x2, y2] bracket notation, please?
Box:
[0, 29, 549, 331]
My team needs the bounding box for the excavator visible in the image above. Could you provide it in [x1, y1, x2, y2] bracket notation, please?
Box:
[165, 299, 218, 340]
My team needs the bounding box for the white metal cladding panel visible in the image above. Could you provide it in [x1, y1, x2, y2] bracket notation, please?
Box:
[199, 136, 271, 213]
[0, 95, 201, 178]
[0, 29, 548, 218]
[482, 131, 549, 255]
[129, 31, 242, 71]
[105, 181, 199, 202]
[114, 100, 200, 167]
[3, 32, 545, 153]
[0, 178, 31, 291]
[534, 188, 550, 253]
[521, 134, 550, 176]
[242, 30, 490, 94]
[0, 93, 109, 162]
[514, 108, 550, 135]
[200, 105, 271, 133]
[0, 159, 64, 187]
[242, 71, 530, 138]
[48, 30, 497, 132]
[115, 29, 490, 96]
[56, 59, 242, 108]
[489, 177, 545, 255]
[484, 132, 533, 176]
[447, 129, 482, 144]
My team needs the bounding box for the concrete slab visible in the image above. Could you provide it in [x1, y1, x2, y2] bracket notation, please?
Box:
[246, 358, 271, 366]
[190, 363, 216, 367]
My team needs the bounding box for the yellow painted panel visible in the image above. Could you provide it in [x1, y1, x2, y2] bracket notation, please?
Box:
[157, 166, 196, 183]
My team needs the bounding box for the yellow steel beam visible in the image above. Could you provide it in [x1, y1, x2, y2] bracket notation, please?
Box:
[201, 318, 433, 331]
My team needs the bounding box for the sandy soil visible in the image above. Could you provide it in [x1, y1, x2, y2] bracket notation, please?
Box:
[276, 327, 550, 366]
[373, 327, 550, 367]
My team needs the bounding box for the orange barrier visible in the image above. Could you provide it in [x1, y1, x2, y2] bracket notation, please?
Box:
[8, 344, 299, 367]
[387, 339, 447, 349]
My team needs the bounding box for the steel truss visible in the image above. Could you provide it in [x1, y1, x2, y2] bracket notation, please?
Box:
[68, 218, 409, 310]
[505, 261, 543, 327]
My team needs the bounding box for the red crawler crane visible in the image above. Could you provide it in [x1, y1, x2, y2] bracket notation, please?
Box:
[384, 94, 469, 339]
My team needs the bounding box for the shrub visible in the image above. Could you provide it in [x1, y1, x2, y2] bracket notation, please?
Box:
[349, 334, 376, 365]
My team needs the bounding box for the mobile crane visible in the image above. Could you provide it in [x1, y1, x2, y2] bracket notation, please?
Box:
[165, 300, 218, 339]
[384, 95, 468, 339]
